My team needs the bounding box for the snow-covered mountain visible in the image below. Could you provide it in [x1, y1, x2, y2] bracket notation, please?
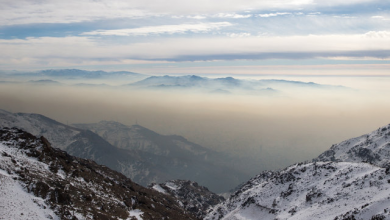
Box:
[150, 180, 225, 219]
[73, 120, 250, 193]
[206, 161, 390, 220]
[205, 124, 390, 220]
[314, 124, 390, 167]
[0, 127, 197, 220]
[0, 109, 173, 187]
[0, 110, 248, 193]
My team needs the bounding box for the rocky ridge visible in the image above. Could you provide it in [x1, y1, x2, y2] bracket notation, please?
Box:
[315, 124, 390, 167]
[149, 180, 225, 219]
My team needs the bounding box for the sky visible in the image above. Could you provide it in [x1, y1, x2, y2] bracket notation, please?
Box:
[1, 0, 390, 176]
[0, 0, 389, 74]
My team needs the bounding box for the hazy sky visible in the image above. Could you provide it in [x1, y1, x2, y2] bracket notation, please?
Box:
[1, 1, 390, 175]
[0, 0, 389, 74]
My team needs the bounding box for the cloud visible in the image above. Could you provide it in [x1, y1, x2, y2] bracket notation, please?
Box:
[0, 32, 389, 70]
[214, 13, 252, 19]
[81, 22, 233, 36]
[364, 31, 390, 38]
[258, 12, 291, 18]
[0, 0, 381, 25]
[226, 33, 252, 38]
[371, 16, 390, 21]
[187, 15, 207, 19]
[1, 0, 149, 25]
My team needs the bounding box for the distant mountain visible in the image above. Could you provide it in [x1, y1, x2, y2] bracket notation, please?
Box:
[11, 69, 147, 79]
[127, 75, 346, 95]
[0, 109, 168, 187]
[129, 75, 209, 88]
[258, 79, 344, 89]
[127, 75, 264, 93]
[205, 124, 390, 220]
[72, 83, 112, 87]
[149, 180, 225, 219]
[73, 121, 250, 193]
[28, 79, 61, 85]
[0, 127, 196, 220]
[39, 69, 145, 78]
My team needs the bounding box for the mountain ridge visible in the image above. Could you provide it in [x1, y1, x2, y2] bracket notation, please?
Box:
[73, 120, 250, 193]
[0, 110, 249, 193]
[0, 127, 197, 220]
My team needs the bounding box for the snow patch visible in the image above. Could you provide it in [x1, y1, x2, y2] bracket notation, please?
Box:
[165, 182, 178, 190]
[128, 209, 144, 220]
[0, 173, 59, 220]
[152, 184, 167, 194]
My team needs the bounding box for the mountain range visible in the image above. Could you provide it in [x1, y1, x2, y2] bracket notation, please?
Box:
[0, 127, 197, 220]
[0, 110, 248, 193]
[2, 107, 390, 219]
[0, 69, 348, 96]
[8, 69, 146, 79]
[126, 75, 347, 95]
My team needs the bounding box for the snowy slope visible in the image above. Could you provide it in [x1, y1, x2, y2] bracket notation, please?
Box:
[0, 127, 197, 220]
[205, 161, 390, 220]
[0, 168, 59, 220]
[315, 124, 390, 167]
[206, 124, 390, 220]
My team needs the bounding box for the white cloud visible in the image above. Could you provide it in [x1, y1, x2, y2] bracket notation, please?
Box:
[1, 0, 150, 25]
[371, 16, 390, 21]
[214, 13, 252, 19]
[81, 22, 233, 36]
[0, 0, 380, 25]
[258, 12, 291, 18]
[333, 15, 357, 19]
[226, 33, 252, 38]
[187, 15, 207, 19]
[364, 31, 390, 38]
[0, 33, 389, 69]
